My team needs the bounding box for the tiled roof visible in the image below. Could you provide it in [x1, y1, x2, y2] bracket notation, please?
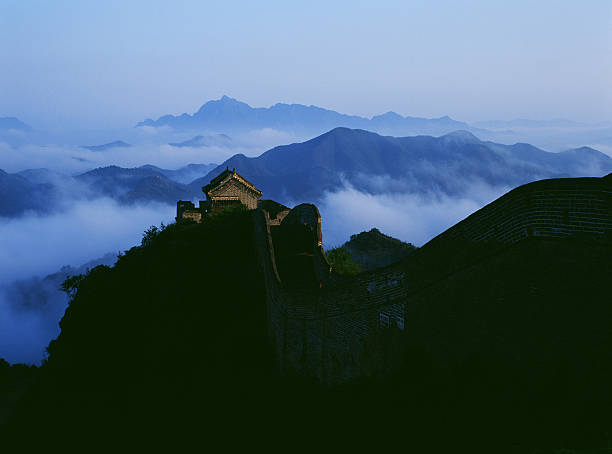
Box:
[202, 168, 262, 196]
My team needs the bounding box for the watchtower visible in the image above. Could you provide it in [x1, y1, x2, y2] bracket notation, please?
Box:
[176, 168, 264, 222]
[202, 168, 262, 212]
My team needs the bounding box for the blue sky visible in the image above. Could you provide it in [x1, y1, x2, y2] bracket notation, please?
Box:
[1, 0, 611, 129]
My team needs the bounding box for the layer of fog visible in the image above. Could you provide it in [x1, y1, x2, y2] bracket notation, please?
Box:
[0, 178, 509, 365]
[0, 141, 230, 175]
[0, 127, 305, 175]
[0, 198, 175, 364]
[318, 181, 509, 248]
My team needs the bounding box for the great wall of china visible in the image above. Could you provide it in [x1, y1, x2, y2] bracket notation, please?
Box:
[252, 174, 612, 383]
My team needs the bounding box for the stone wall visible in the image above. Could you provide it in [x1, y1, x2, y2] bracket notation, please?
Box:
[176, 200, 207, 223]
[176, 200, 196, 222]
[182, 211, 202, 223]
[253, 204, 412, 382]
[427, 177, 612, 246]
[253, 175, 612, 384]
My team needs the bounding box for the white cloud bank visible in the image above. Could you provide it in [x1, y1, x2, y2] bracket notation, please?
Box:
[319, 182, 508, 248]
[0, 198, 175, 364]
[0, 127, 306, 175]
[0, 198, 175, 285]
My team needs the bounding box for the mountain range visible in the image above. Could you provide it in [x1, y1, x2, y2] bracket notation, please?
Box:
[2, 128, 611, 217]
[137, 95, 474, 136]
[5, 100, 612, 156]
[192, 128, 612, 202]
[0, 163, 215, 216]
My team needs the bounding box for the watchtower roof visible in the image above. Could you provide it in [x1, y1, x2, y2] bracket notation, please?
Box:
[202, 167, 262, 197]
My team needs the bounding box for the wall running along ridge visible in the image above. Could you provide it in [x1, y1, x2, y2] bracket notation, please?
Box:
[252, 175, 612, 384]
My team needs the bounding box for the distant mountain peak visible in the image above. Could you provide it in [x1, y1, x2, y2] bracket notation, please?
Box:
[327, 126, 355, 134]
[440, 130, 480, 143]
[372, 111, 404, 121]
[318, 127, 376, 140]
[217, 95, 243, 104]
[136, 96, 473, 135]
[194, 96, 252, 116]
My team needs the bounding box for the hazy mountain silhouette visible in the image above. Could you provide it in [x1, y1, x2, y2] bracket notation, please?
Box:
[81, 140, 131, 152]
[168, 134, 232, 148]
[137, 95, 472, 136]
[0, 117, 31, 132]
[192, 128, 612, 202]
[75, 166, 200, 204]
[16, 168, 71, 186]
[473, 118, 590, 129]
[138, 163, 218, 184]
[0, 163, 216, 216]
[0, 169, 55, 216]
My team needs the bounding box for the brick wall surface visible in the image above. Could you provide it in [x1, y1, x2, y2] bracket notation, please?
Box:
[428, 177, 612, 245]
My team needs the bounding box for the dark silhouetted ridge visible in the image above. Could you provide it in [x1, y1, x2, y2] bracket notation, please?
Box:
[191, 127, 612, 203]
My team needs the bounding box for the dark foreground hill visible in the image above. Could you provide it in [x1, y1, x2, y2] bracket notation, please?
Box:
[3, 205, 611, 450]
[5, 208, 275, 431]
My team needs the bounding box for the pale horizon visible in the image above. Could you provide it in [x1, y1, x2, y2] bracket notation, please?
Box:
[2, 0, 611, 129]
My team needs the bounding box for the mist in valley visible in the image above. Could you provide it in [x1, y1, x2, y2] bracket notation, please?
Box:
[2, 116, 612, 364]
[0, 198, 175, 363]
